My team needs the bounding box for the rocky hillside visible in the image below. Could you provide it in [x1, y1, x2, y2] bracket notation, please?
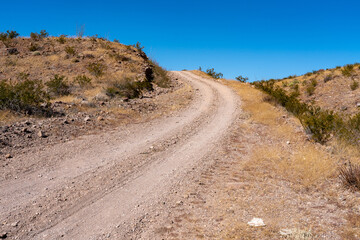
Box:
[278, 63, 360, 115]
[0, 31, 190, 160]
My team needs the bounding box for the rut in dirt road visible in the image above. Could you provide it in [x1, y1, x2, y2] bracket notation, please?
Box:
[0, 71, 240, 240]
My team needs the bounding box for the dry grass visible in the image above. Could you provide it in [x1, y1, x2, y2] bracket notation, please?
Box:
[224, 80, 337, 188]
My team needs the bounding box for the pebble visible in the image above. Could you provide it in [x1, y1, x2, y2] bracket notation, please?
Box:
[84, 116, 91, 122]
[5, 154, 12, 159]
[279, 228, 293, 236]
[0, 232, 7, 239]
[247, 218, 266, 227]
[37, 131, 46, 138]
[10, 221, 19, 227]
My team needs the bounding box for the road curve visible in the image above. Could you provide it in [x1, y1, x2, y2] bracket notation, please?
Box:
[0, 71, 240, 239]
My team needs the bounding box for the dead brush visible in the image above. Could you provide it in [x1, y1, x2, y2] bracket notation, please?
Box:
[339, 162, 360, 190]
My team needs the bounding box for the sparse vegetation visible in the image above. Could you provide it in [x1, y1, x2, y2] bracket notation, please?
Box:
[74, 75, 92, 87]
[350, 81, 359, 91]
[150, 59, 171, 88]
[0, 79, 49, 114]
[342, 64, 355, 77]
[57, 35, 67, 44]
[339, 162, 360, 190]
[306, 84, 316, 96]
[235, 75, 248, 83]
[106, 76, 152, 99]
[87, 62, 106, 77]
[46, 74, 70, 96]
[65, 46, 76, 55]
[324, 74, 333, 83]
[206, 68, 223, 79]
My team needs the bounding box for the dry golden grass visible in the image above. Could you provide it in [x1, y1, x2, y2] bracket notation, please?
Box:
[225, 80, 337, 188]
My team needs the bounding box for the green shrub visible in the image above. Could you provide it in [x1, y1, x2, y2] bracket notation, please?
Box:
[87, 62, 106, 77]
[149, 59, 170, 88]
[350, 81, 359, 91]
[342, 64, 355, 77]
[46, 74, 70, 96]
[206, 68, 223, 79]
[74, 75, 92, 87]
[106, 78, 141, 99]
[57, 35, 67, 44]
[310, 78, 318, 87]
[0, 79, 49, 114]
[306, 85, 316, 96]
[40, 30, 49, 38]
[65, 46, 76, 55]
[235, 75, 248, 83]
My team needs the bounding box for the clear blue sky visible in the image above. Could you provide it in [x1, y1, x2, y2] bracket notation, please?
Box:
[1, 0, 360, 81]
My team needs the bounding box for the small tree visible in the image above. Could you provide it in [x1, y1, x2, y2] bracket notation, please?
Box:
[235, 75, 249, 83]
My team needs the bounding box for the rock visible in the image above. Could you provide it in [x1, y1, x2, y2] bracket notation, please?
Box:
[22, 127, 31, 133]
[7, 48, 19, 55]
[0, 232, 7, 239]
[247, 218, 266, 227]
[357, 103, 360, 108]
[10, 221, 19, 227]
[31, 51, 41, 56]
[279, 228, 293, 236]
[286, 141, 290, 145]
[63, 120, 69, 124]
[97, 116, 104, 121]
[176, 200, 183, 206]
[5, 154, 12, 159]
[341, 106, 348, 111]
[37, 131, 46, 138]
[84, 116, 91, 122]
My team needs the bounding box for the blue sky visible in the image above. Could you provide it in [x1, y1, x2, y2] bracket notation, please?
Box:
[1, 0, 360, 81]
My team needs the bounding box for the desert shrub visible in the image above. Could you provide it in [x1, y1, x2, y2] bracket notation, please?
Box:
[306, 85, 316, 96]
[57, 35, 67, 44]
[40, 30, 49, 38]
[342, 64, 355, 77]
[30, 32, 40, 41]
[106, 78, 142, 99]
[149, 59, 170, 88]
[17, 72, 30, 80]
[6, 30, 19, 39]
[108, 52, 130, 62]
[235, 75, 248, 83]
[64, 46, 76, 55]
[206, 68, 223, 79]
[4, 59, 16, 66]
[290, 84, 300, 97]
[76, 24, 85, 38]
[311, 78, 318, 87]
[300, 107, 337, 143]
[324, 74, 333, 83]
[74, 75, 92, 87]
[305, 72, 313, 77]
[46, 74, 70, 96]
[339, 162, 360, 190]
[114, 39, 120, 43]
[350, 81, 359, 91]
[28, 43, 39, 51]
[0, 79, 49, 114]
[87, 62, 106, 77]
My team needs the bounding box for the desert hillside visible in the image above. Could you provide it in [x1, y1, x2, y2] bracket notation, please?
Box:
[0, 31, 192, 161]
[277, 64, 360, 115]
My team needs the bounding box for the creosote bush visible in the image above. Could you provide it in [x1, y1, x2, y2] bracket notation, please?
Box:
[46, 74, 70, 96]
[350, 81, 359, 91]
[235, 75, 248, 83]
[342, 64, 355, 77]
[28, 43, 39, 51]
[106, 76, 153, 99]
[87, 62, 106, 77]
[57, 35, 67, 44]
[253, 80, 360, 144]
[0, 79, 49, 114]
[65, 46, 76, 55]
[206, 68, 223, 79]
[74, 75, 92, 87]
[149, 59, 170, 88]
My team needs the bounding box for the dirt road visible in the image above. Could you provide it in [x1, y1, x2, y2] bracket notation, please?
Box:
[0, 71, 240, 239]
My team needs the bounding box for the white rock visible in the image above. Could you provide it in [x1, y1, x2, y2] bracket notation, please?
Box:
[279, 228, 293, 236]
[247, 218, 265, 227]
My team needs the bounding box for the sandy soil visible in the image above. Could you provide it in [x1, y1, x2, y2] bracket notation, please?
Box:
[0, 71, 240, 239]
